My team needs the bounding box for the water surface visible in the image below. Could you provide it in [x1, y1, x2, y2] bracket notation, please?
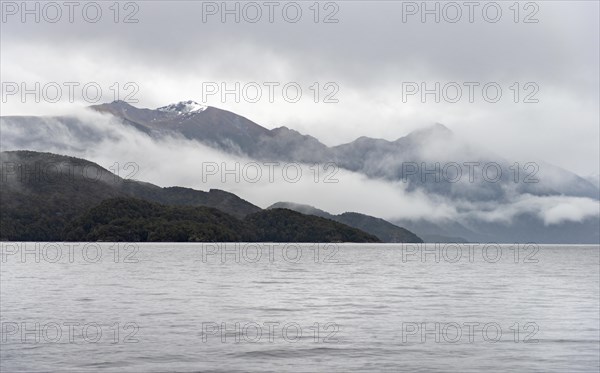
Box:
[1, 243, 598, 372]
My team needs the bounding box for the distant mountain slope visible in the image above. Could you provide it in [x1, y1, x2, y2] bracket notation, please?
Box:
[268, 202, 423, 243]
[389, 218, 472, 243]
[246, 208, 380, 243]
[337, 212, 423, 243]
[0, 151, 379, 242]
[395, 215, 600, 245]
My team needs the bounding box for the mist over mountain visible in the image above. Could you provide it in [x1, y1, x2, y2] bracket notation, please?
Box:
[6, 100, 597, 199]
[1, 101, 598, 243]
[87, 101, 600, 200]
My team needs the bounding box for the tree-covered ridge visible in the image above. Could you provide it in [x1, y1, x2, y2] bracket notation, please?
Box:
[64, 198, 253, 242]
[247, 208, 380, 243]
[1, 151, 381, 242]
[63, 198, 380, 242]
[1, 151, 124, 241]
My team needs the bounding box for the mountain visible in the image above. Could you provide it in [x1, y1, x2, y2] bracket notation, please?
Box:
[91, 101, 332, 162]
[394, 215, 600, 245]
[333, 123, 600, 202]
[269, 202, 423, 243]
[0, 151, 379, 242]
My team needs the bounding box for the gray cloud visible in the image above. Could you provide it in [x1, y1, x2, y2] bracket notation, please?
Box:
[1, 0, 598, 176]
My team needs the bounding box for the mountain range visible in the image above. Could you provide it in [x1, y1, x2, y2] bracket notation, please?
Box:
[1, 100, 598, 243]
[89, 101, 598, 200]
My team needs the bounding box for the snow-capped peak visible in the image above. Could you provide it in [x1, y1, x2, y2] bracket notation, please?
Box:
[157, 100, 207, 115]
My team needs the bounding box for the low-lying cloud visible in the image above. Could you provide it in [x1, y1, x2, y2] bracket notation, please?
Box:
[1, 109, 598, 228]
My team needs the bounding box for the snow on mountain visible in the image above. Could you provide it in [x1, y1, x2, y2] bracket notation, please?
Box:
[157, 100, 207, 115]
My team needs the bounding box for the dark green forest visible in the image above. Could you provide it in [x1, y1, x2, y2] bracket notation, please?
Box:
[0, 151, 379, 242]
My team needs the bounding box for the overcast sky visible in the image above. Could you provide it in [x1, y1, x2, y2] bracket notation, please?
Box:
[1, 0, 598, 176]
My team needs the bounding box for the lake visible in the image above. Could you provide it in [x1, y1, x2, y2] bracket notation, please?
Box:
[1, 243, 599, 372]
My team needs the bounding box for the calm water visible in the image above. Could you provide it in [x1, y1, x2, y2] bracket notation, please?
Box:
[1, 243, 599, 372]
